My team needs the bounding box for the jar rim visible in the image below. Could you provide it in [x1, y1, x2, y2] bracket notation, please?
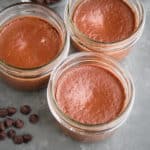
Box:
[47, 52, 135, 132]
[0, 2, 69, 77]
[65, 0, 145, 49]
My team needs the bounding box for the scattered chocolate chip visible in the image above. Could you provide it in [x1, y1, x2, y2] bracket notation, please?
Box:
[20, 105, 31, 115]
[7, 107, 17, 116]
[45, 0, 60, 3]
[0, 108, 8, 118]
[4, 118, 14, 128]
[32, 0, 45, 4]
[32, 0, 60, 4]
[0, 122, 5, 131]
[13, 135, 24, 144]
[29, 114, 39, 124]
[0, 105, 38, 144]
[0, 131, 6, 140]
[7, 129, 16, 138]
[23, 134, 32, 143]
[14, 119, 24, 129]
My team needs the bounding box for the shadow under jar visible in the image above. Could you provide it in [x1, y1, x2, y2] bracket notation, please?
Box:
[47, 52, 135, 142]
[0, 3, 69, 90]
[65, 0, 145, 60]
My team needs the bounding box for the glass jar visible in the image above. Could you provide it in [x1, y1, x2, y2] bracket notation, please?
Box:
[65, 0, 145, 60]
[0, 3, 69, 90]
[47, 52, 135, 142]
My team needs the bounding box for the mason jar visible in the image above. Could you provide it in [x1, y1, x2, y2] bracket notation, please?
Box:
[47, 52, 135, 142]
[65, 0, 145, 60]
[0, 3, 69, 90]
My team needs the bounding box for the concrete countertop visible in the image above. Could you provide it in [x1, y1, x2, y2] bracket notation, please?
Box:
[0, 0, 150, 150]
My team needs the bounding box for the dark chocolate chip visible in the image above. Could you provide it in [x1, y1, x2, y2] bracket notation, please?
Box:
[13, 135, 24, 144]
[7, 107, 17, 116]
[7, 129, 16, 138]
[0, 122, 5, 131]
[23, 134, 32, 143]
[0, 108, 8, 118]
[32, 0, 60, 4]
[14, 119, 24, 129]
[0, 131, 6, 140]
[4, 118, 14, 128]
[20, 105, 31, 115]
[45, 0, 60, 3]
[32, 0, 45, 4]
[29, 114, 39, 124]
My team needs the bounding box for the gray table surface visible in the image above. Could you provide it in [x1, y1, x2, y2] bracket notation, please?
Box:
[0, 0, 150, 150]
